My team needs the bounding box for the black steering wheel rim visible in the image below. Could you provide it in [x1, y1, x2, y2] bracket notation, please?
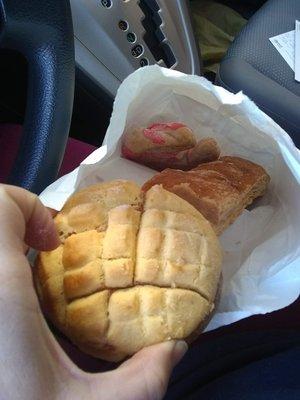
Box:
[0, 0, 74, 194]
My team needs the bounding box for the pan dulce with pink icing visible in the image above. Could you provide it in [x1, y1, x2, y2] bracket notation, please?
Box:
[121, 122, 220, 171]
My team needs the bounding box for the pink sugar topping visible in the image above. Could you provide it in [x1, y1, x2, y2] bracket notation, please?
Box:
[143, 122, 186, 144]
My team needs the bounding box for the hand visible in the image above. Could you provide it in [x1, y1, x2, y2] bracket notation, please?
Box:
[0, 185, 187, 400]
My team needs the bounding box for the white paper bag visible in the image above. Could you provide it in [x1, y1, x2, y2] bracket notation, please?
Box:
[40, 66, 300, 331]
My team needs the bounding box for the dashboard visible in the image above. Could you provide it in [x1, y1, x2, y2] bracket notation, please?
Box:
[70, 0, 201, 97]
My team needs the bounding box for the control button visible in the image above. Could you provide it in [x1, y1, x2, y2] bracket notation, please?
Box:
[140, 58, 149, 67]
[118, 20, 128, 31]
[126, 32, 136, 43]
[131, 44, 144, 58]
[101, 0, 112, 8]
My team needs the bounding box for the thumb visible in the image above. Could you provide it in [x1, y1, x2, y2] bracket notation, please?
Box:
[98, 341, 188, 400]
[0, 184, 60, 252]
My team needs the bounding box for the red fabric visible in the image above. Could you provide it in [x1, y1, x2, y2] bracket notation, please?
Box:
[0, 123, 97, 183]
[0, 123, 22, 182]
[58, 137, 96, 177]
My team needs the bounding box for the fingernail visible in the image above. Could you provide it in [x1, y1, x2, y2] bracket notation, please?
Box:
[25, 207, 61, 251]
[42, 218, 61, 250]
[172, 341, 188, 367]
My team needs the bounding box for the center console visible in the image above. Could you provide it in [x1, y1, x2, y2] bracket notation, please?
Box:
[70, 0, 200, 97]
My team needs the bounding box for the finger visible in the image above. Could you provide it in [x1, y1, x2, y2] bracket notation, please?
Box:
[95, 341, 188, 400]
[48, 207, 58, 218]
[0, 185, 60, 251]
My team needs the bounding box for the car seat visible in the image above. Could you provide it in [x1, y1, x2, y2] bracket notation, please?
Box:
[216, 0, 300, 147]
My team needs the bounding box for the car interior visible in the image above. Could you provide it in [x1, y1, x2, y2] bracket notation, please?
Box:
[0, 0, 299, 372]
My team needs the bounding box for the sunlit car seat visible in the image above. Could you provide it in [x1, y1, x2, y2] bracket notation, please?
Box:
[217, 0, 300, 148]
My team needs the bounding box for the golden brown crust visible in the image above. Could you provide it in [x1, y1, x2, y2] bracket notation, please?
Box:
[55, 180, 143, 240]
[142, 157, 270, 235]
[35, 181, 222, 362]
[123, 125, 197, 154]
[121, 124, 220, 171]
[185, 275, 222, 345]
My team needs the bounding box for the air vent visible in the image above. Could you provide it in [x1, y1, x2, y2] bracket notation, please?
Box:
[139, 0, 176, 68]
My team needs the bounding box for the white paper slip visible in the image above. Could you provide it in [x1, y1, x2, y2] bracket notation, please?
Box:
[269, 29, 295, 71]
[295, 20, 300, 82]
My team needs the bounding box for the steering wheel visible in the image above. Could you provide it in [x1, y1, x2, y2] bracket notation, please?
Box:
[0, 0, 74, 194]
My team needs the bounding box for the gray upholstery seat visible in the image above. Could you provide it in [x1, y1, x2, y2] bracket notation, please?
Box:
[216, 0, 300, 147]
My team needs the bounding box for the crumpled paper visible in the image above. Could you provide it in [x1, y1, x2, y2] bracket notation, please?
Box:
[40, 66, 300, 331]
